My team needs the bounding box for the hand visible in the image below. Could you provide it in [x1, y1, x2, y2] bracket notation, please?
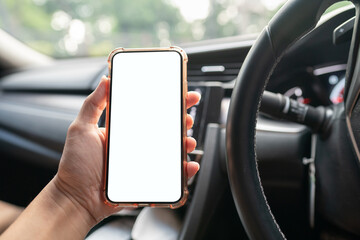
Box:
[54, 75, 200, 224]
[1, 76, 200, 240]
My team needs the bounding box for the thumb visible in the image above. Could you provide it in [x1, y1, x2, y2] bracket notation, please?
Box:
[76, 76, 109, 125]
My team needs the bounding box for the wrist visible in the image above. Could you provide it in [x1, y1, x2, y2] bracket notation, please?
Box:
[38, 177, 97, 238]
[49, 176, 97, 234]
[1, 177, 97, 240]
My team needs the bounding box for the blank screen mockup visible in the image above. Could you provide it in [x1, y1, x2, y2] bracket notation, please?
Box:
[107, 51, 183, 203]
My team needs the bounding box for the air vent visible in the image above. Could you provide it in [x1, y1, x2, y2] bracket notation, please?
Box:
[187, 62, 241, 82]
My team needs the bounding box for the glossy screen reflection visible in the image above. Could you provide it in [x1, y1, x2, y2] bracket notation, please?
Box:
[107, 51, 182, 203]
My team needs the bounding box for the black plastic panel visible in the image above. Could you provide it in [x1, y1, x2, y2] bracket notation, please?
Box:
[0, 57, 106, 92]
[0, 93, 85, 168]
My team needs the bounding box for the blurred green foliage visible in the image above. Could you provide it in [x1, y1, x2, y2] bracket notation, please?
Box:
[0, 0, 192, 57]
[0, 0, 353, 58]
[324, 1, 352, 14]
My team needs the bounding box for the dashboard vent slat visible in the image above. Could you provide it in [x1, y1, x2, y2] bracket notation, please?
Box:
[188, 62, 241, 82]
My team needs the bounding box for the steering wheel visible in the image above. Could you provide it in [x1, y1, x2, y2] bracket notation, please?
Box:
[226, 0, 360, 239]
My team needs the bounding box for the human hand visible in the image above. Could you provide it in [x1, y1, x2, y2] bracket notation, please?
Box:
[54, 75, 200, 225]
[1, 75, 200, 240]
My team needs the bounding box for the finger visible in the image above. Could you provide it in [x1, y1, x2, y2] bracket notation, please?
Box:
[186, 137, 196, 153]
[77, 76, 109, 125]
[186, 114, 193, 130]
[187, 161, 200, 179]
[187, 92, 201, 109]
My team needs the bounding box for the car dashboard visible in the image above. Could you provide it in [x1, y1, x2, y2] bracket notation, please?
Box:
[0, 5, 355, 240]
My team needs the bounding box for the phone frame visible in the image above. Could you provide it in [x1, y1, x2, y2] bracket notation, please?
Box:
[103, 47, 188, 209]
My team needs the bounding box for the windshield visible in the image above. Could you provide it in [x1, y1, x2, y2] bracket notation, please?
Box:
[0, 0, 351, 58]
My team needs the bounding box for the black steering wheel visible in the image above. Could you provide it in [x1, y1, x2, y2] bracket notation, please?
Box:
[226, 0, 360, 239]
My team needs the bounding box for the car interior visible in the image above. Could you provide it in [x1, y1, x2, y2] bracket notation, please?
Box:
[0, 1, 360, 239]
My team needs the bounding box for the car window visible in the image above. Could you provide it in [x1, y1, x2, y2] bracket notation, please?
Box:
[0, 0, 351, 58]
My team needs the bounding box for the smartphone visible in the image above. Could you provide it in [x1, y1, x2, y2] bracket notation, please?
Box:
[104, 47, 188, 208]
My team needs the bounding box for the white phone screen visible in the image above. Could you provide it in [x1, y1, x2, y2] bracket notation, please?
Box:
[106, 51, 183, 203]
